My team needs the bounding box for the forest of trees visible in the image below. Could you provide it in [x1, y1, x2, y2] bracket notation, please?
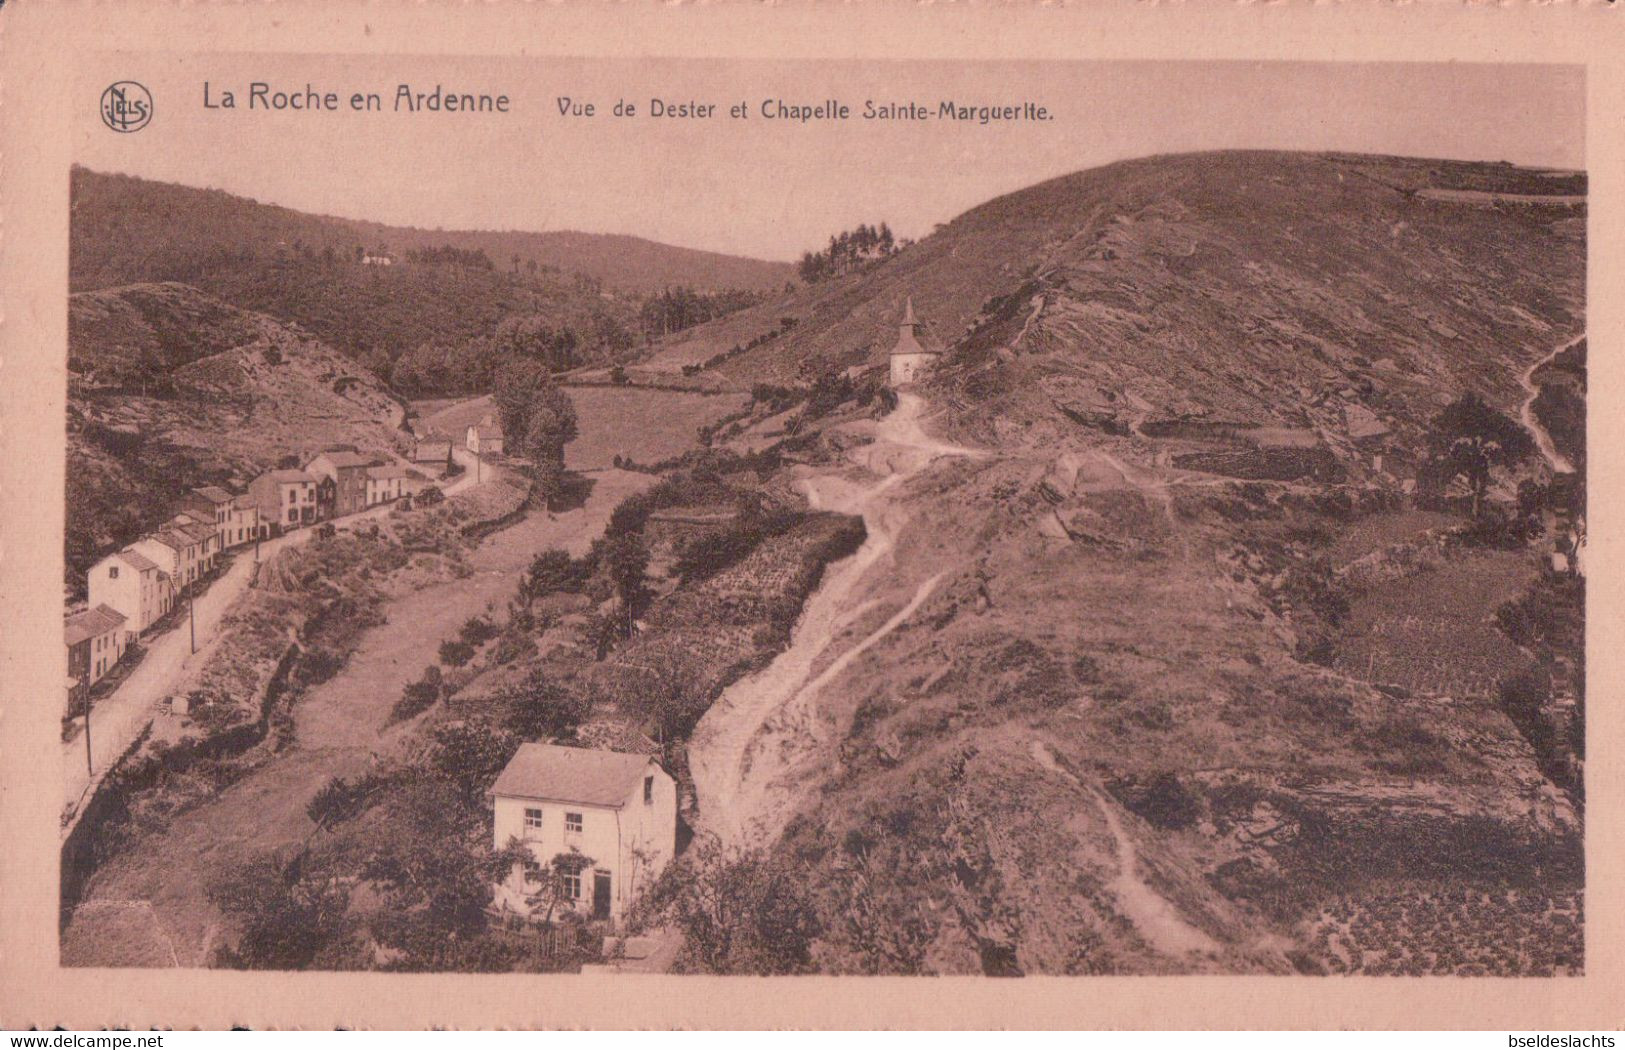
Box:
[388, 310, 637, 395]
[639, 286, 769, 338]
[797, 222, 903, 283]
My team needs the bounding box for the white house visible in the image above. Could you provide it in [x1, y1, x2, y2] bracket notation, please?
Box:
[168, 514, 221, 575]
[363, 463, 414, 507]
[248, 469, 320, 530]
[179, 485, 233, 545]
[224, 496, 265, 548]
[87, 548, 172, 639]
[888, 297, 941, 387]
[467, 417, 504, 456]
[490, 743, 677, 923]
[132, 517, 214, 592]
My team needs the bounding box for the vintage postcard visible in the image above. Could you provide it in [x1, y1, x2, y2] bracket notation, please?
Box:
[2, 0, 1622, 1031]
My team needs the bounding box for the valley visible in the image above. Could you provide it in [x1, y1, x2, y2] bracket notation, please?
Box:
[59, 149, 1587, 977]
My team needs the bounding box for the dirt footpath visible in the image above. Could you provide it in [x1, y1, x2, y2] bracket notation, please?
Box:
[61, 469, 653, 968]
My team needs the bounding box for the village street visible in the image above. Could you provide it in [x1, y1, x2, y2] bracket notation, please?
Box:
[61, 446, 487, 820]
[61, 464, 656, 967]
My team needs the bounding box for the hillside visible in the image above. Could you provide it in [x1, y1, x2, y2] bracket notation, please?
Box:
[67, 283, 409, 591]
[667, 152, 1586, 975]
[646, 152, 1582, 434]
[70, 167, 792, 298]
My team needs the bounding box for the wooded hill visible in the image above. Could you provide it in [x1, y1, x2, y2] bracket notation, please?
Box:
[71, 168, 793, 296]
[69, 168, 793, 394]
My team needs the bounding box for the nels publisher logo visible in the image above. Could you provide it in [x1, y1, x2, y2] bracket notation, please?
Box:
[100, 81, 152, 133]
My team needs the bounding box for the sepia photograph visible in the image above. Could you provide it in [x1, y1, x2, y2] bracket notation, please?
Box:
[49, 55, 1591, 981]
[0, 4, 1617, 1025]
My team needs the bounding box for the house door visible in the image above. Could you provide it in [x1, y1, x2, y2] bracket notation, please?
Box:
[592, 872, 612, 920]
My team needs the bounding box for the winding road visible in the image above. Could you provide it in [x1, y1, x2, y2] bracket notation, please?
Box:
[1519, 334, 1584, 475]
[687, 392, 981, 848]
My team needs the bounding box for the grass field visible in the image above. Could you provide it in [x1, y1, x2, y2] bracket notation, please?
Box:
[417, 388, 750, 471]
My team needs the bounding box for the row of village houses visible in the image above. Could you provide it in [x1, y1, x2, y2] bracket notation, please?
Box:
[65, 441, 459, 708]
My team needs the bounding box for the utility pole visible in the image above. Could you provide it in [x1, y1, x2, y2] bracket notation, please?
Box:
[83, 685, 93, 778]
[189, 589, 197, 654]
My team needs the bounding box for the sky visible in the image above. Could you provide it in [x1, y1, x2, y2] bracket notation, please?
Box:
[77, 56, 1584, 262]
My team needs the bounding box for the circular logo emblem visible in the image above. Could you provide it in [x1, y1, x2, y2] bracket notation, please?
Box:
[100, 81, 153, 133]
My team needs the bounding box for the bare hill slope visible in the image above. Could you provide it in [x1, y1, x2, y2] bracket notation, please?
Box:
[682, 152, 1586, 976]
[648, 152, 1583, 443]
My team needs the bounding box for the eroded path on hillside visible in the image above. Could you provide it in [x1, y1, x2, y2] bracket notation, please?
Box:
[1029, 741, 1218, 959]
[1520, 333, 1584, 475]
[688, 393, 981, 849]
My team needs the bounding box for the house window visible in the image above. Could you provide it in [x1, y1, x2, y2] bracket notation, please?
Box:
[109, 566, 119, 579]
[561, 871, 582, 900]
[523, 807, 543, 830]
[288, 489, 296, 503]
[644, 776, 654, 804]
[521, 858, 543, 886]
[564, 812, 583, 833]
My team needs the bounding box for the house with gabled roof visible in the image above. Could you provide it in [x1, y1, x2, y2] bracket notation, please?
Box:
[306, 448, 382, 517]
[411, 438, 454, 473]
[180, 485, 261, 550]
[248, 468, 320, 530]
[467, 418, 504, 456]
[168, 513, 221, 576]
[363, 463, 415, 507]
[87, 547, 173, 638]
[490, 743, 677, 922]
[132, 523, 208, 593]
[66, 604, 129, 709]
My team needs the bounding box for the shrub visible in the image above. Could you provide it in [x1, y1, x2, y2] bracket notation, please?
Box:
[307, 773, 385, 827]
[1125, 772, 1202, 830]
[498, 668, 593, 740]
[459, 615, 499, 647]
[392, 665, 443, 722]
[438, 639, 476, 667]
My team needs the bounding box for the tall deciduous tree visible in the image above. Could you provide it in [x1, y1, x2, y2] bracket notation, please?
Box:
[491, 357, 579, 503]
[603, 534, 652, 638]
[1427, 394, 1535, 518]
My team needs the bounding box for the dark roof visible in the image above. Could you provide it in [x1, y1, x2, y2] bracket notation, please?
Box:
[115, 549, 159, 572]
[170, 516, 215, 541]
[147, 529, 191, 552]
[491, 743, 657, 807]
[191, 485, 233, 504]
[891, 296, 941, 357]
[65, 604, 127, 646]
